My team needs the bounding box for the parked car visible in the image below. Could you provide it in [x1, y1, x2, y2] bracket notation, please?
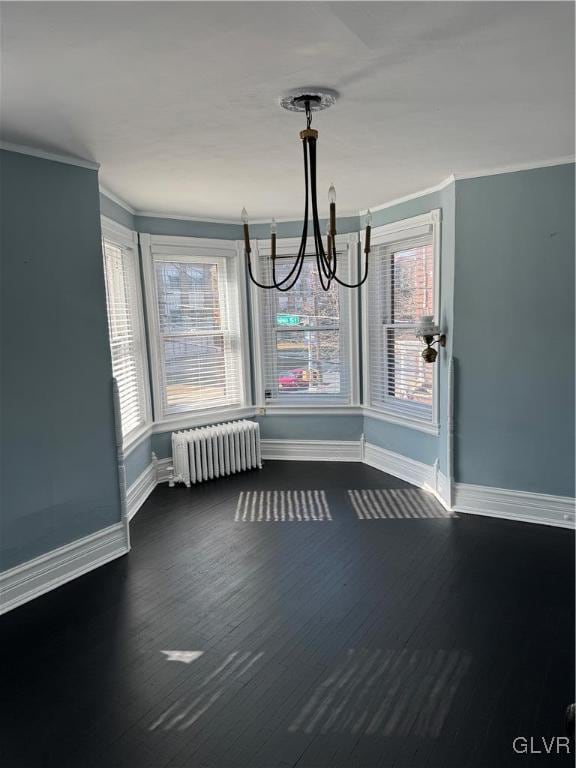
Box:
[278, 368, 322, 390]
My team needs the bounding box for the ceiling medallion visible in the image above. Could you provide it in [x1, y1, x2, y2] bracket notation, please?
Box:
[241, 88, 371, 292]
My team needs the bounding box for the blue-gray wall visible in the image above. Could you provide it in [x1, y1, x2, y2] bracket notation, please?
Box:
[453, 164, 575, 496]
[100, 193, 135, 230]
[1, 151, 122, 570]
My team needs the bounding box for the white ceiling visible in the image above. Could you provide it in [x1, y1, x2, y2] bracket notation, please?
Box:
[1, 2, 574, 220]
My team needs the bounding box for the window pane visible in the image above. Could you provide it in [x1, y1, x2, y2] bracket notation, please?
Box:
[156, 262, 222, 333]
[154, 258, 243, 416]
[273, 259, 340, 329]
[385, 327, 433, 407]
[103, 239, 147, 438]
[276, 329, 341, 395]
[259, 248, 350, 403]
[367, 235, 435, 420]
[393, 244, 434, 322]
[162, 333, 227, 411]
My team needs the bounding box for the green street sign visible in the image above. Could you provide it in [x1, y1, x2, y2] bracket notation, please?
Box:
[276, 314, 300, 326]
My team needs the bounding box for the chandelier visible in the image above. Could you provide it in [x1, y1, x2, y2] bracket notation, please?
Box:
[241, 89, 372, 292]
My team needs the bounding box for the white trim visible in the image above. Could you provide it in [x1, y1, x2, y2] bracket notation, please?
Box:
[453, 483, 575, 530]
[0, 141, 100, 170]
[99, 186, 136, 215]
[436, 471, 452, 510]
[361, 209, 441, 431]
[151, 406, 257, 434]
[137, 211, 241, 225]
[362, 407, 440, 436]
[249, 233, 357, 408]
[101, 215, 137, 249]
[156, 457, 174, 484]
[347, 232, 361, 406]
[261, 439, 362, 462]
[135, 211, 358, 226]
[0, 523, 129, 615]
[148, 233, 241, 254]
[453, 156, 575, 182]
[366, 209, 439, 246]
[363, 441, 437, 493]
[236, 240, 253, 411]
[127, 462, 157, 521]
[141, 233, 252, 423]
[248, 238, 265, 406]
[263, 405, 362, 417]
[444, 356, 455, 508]
[359, 177, 454, 215]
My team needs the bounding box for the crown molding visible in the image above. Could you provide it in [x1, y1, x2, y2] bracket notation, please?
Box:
[136, 210, 241, 225]
[358, 176, 455, 216]
[99, 185, 136, 214]
[0, 141, 99, 171]
[134, 210, 359, 226]
[452, 155, 575, 182]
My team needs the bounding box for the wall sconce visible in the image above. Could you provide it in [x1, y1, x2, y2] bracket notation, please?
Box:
[416, 315, 446, 363]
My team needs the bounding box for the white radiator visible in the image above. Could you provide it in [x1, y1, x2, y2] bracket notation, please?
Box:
[171, 420, 262, 487]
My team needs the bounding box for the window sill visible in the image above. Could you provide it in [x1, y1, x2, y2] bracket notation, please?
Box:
[151, 406, 257, 434]
[362, 406, 440, 436]
[262, 404, 362, 417]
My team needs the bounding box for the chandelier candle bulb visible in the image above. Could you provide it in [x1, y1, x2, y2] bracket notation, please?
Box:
[326, 225, 332, 263]
[364, 209, 372, 254]
[271, 219, 277, 258]
[241, 207, 251, 254]
[328, 185, 337, 237]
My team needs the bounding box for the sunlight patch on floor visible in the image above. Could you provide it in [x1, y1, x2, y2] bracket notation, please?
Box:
[348, 489, 457, 519]
[150, 651, 265, 732]
[288, 649, 471, 737]
[235, 490, 332, 522]
[161, 650, 204, 664]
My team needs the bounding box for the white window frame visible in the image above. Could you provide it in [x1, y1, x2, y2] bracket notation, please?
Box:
[101, 216, 152, 450]
[141, 234, 253, 430]
[361, 209, 441, 434]
[249, 232, 360, 415]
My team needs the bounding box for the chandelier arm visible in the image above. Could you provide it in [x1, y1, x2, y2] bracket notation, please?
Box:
[245, 238, 304, 291]
[308, 137, 336, 283]
[329, 249, 370, 289]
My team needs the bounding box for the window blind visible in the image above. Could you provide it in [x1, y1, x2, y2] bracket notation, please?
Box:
[256, 241, 351, 404]
[102, 237, 148, 439]
[366, 236, 435, 420]
[153, 255, 243, 416]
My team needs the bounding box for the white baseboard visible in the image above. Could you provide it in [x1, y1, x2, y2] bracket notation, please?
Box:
[436, 471, 452, 509]
[0, 523, 129, 615]
[156, 457, 174, 484]
[261, 439, 363, 462]
[363, 441, 437, 492]
[127, 463, 157, 520]
[453, 483, 575, 529]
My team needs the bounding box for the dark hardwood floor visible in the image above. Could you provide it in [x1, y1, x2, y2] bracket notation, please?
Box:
[1, 461, 574, 768]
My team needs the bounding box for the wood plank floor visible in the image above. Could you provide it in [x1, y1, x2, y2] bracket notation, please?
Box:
[1, 461, 574, 768]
